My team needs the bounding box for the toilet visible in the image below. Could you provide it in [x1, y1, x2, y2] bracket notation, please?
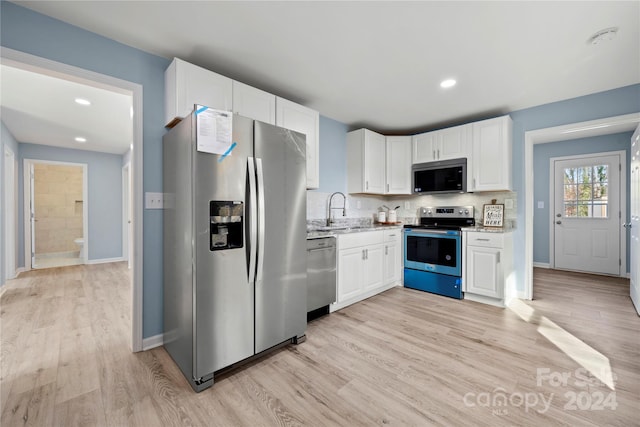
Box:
[74, 238, 84, 260]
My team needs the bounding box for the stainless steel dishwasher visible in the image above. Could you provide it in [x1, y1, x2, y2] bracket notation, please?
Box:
[307, 236, 337, 319]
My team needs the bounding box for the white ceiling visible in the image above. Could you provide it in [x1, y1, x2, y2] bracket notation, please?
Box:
[5, 1, 640, 141]
[1, 63, 133, 154]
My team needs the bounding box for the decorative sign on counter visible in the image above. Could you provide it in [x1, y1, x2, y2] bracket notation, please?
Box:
[483, 203, 504, 228]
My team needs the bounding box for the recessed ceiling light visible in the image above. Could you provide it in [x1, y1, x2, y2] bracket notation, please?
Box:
[75, 137, 87, 143]
[75, 98, 91, 106]
[440, 79, 457, 89]
[588, 27, 618, 45]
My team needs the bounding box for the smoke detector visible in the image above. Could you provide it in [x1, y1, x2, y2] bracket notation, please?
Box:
[588, 27, 619, 45]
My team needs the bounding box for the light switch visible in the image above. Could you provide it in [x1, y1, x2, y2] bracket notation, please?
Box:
[505, 199, 514, 209]
[537, 201, 544, 209]
[145, 192, 164, 209]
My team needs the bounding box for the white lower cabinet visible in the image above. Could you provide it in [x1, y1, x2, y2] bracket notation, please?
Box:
[383, 229, 402, 285]
[332, 229, 401, 312]
[464, 231, 514, 305]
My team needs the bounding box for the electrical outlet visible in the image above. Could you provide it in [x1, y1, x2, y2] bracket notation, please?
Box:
[145, 192, 164, 209]
[505, 199, 514, 209]
[404, 201, 411, 210]
[356, 200, 362, 209]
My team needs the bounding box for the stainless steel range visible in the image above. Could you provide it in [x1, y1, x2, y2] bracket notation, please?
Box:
[403, 206, 475, 299]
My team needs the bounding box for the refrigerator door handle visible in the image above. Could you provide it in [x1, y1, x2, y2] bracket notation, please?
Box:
[256, 157, 266, 285]
[247, 157, 258, 284]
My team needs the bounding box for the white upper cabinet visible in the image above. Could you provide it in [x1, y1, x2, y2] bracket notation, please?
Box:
[276, 97, 320, 189]
[440, 124, 471, 160]
[232, 81, 276, 125]
[347, 129, 386, 194]
[164, 58, 233, 127]
[385, 136, 412, 194]
[412, 124, 470, 164]
[412, 132, 438, 163]
[469, 115, 513, 192]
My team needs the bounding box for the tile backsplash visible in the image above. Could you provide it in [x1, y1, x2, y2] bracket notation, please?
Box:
[307, 190, 518, 228]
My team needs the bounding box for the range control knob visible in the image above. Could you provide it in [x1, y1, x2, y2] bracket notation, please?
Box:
[458, 210, 463, 214]
[465, 209, 469, 214]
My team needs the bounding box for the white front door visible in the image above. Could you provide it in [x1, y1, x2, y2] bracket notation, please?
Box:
[630, 126, 640, 314]
[553, 153, 622, 275]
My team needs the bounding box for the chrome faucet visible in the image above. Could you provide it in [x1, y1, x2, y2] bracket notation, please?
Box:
[327, 192, 346, 226]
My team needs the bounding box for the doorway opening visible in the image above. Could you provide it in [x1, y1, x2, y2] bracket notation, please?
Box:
[524, 113, 640, 300]
[2, 47, 144, 352]
[26, 160, 88, 269]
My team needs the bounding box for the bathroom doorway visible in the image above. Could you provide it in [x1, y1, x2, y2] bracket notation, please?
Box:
[26, 159, 88, 269]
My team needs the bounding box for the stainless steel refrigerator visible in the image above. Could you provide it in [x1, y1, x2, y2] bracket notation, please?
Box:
[163, 107, 307, 392]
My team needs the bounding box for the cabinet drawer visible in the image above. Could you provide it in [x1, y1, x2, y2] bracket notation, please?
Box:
[466, 232, 504, 248]
[383, 229, 402, 243]
[339, 231, 383, 250]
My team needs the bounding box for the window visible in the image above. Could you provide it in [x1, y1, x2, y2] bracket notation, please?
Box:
[563, 165, 608, 218]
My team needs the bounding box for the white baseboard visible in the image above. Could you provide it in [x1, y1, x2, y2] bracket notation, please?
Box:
[142, 333, 164, 351]
[86, 257, 125, 265]
[533, 262, 550, 269]
[15, 267, 26, 276]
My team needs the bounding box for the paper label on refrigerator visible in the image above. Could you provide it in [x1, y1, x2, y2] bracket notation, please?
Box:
[196, 107, 233, 155]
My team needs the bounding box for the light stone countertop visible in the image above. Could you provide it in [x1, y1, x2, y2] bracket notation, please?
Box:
[461, 226, 515, 233]
[307, 224, 403, 239]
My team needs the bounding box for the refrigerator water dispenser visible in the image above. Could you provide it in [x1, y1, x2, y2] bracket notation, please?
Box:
[210, 201, 243, 250]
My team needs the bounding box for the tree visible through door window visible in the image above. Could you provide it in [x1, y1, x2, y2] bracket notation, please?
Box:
[563, 165, 608, 218]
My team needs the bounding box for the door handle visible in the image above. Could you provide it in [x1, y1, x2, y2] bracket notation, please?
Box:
[247, 157, 258, 285]
[556, 213, 561, 218]
[256, 158, 266, 285]
[556, 220, 562, 225]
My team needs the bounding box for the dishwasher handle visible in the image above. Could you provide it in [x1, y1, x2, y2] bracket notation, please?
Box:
[308, 247, 335, 253]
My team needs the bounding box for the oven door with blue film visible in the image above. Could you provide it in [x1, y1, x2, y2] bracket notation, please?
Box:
[403, 229, 461, 277]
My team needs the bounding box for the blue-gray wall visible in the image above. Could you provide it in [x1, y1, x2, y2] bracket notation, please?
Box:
[315, 115, 348, 193]
[17, 143, 124, 262]
[533, 132, 632, 269]
[1, 121, 20, 286]
[1, 1, 170, 338]
[511, 84, 640, 290]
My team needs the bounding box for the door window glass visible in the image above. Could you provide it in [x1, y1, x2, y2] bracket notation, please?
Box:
[563, 165, 608, 218]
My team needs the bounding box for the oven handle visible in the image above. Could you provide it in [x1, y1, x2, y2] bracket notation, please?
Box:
[403, 229, 460, 236]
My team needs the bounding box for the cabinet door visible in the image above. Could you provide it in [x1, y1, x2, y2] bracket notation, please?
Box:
[363, 244, 384, 292]
[232, 81, 276, 125]
[471, 116, 512, 191]
[386, 136, 412, 194]
[384, 240, 402, 285]
[276, 97, 320, 189]
[439, 124, 470, 160]
[165, 58, 233, 127]
[466, 246, 503, 298]
[412, 132, 437, 164]
[337, 248, 364, 302]
[364, 130, 386, 194]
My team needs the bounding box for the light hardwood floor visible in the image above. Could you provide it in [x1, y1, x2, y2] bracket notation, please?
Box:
[1, 264, 638, 426]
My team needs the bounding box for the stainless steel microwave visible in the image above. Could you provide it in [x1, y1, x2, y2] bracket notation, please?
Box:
[412, 158, 467, 194]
